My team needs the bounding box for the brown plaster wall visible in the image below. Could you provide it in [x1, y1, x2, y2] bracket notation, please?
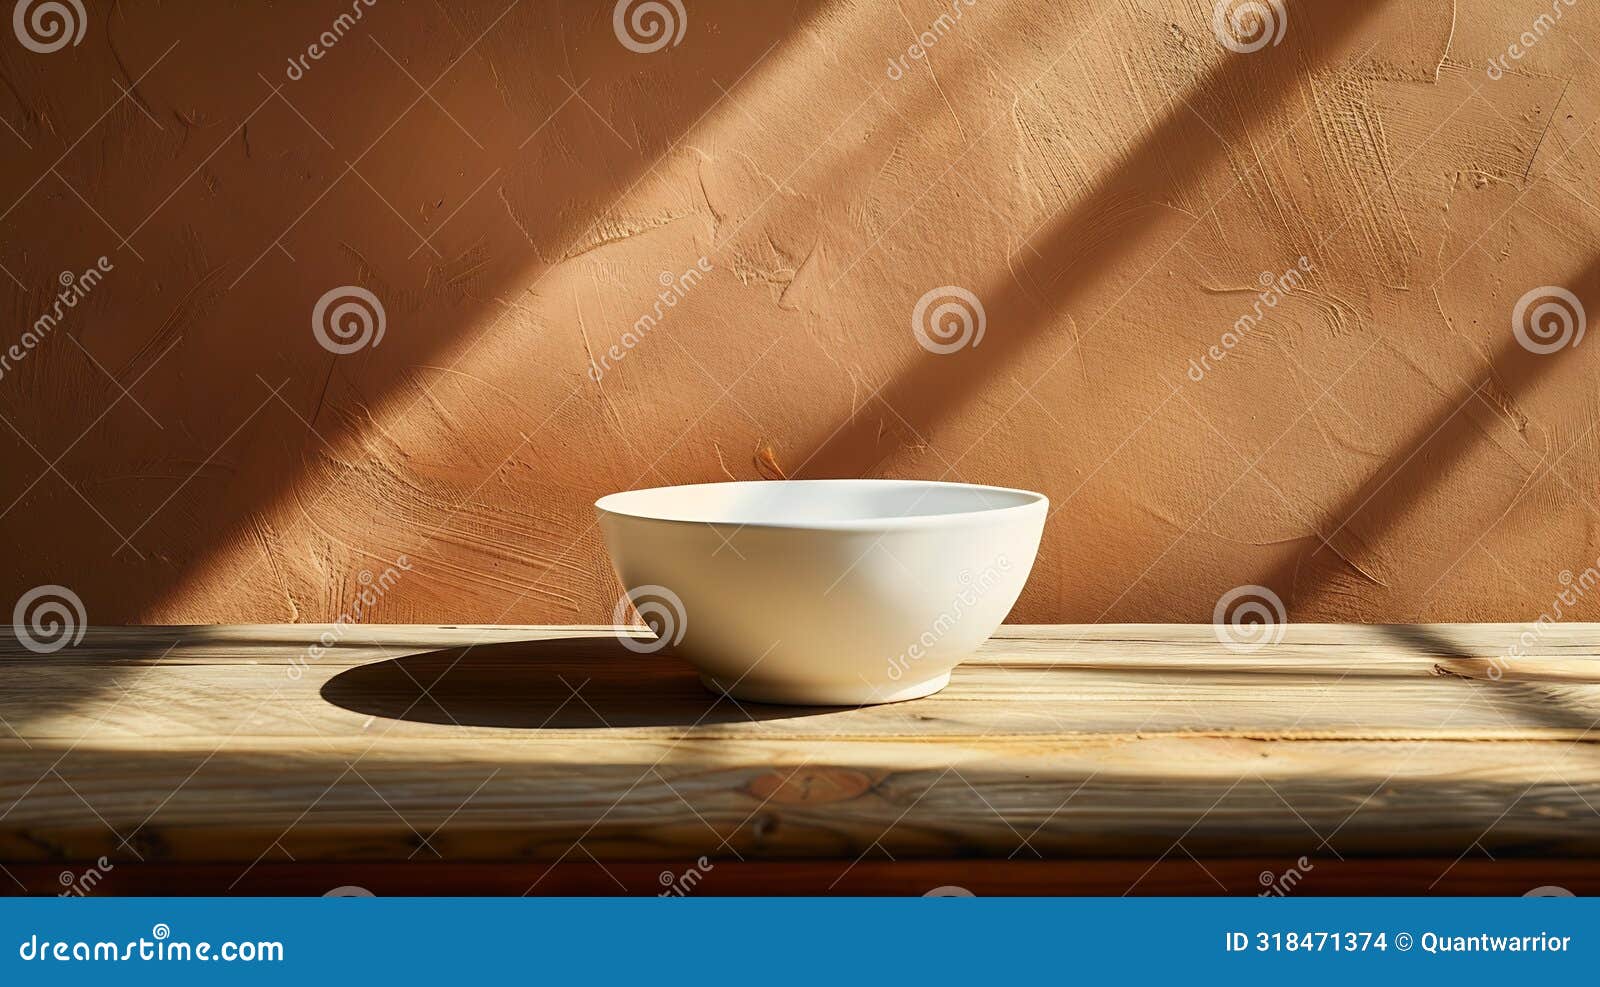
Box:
[1, 0, 1597, 626]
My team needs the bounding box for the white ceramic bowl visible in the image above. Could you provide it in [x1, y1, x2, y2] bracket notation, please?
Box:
[595, 479, 1047, 705]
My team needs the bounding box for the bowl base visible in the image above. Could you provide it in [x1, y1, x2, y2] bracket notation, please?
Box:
[698, 671, 951, 707]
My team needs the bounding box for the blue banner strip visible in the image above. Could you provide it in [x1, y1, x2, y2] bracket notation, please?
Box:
[1, 897, 1590, 984]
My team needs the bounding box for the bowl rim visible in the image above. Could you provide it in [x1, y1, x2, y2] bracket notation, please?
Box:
[594, 478, 1048, 532]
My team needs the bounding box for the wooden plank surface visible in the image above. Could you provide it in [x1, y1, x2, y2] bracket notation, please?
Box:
[8, 859, 1598, 897]
[2, 624, 1598, 891]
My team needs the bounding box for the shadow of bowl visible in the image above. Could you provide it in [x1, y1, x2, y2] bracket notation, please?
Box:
[319, 636, 842, 728]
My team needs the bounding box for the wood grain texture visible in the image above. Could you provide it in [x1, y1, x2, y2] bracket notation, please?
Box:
[2, 624, 1598, 895]
[9, 859, 1599, 898]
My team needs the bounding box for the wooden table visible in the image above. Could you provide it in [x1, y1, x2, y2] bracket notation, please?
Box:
[3, 624, 1598, 895]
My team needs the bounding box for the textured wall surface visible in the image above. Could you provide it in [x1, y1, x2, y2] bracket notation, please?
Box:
[1, 0, 1597, 627]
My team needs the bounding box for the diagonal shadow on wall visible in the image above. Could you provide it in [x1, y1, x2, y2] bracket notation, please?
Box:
[1275, 256, 1600, 624]
[0, 0, 837, 629]
[792, 0, 1390, 479]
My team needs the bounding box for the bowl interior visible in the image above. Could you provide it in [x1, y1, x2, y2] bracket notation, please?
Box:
[595, 479, 1043, 528]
